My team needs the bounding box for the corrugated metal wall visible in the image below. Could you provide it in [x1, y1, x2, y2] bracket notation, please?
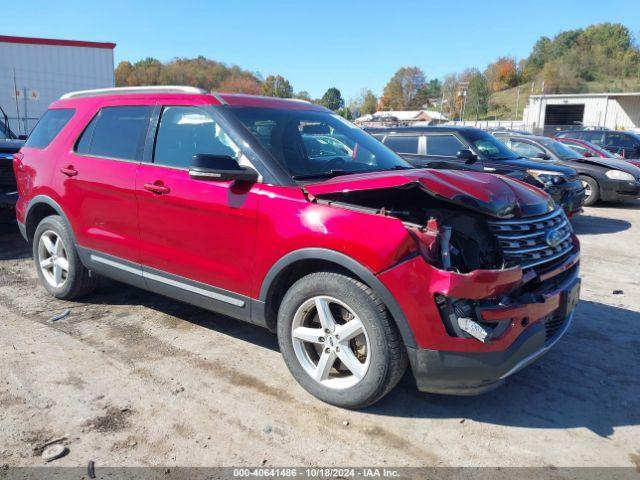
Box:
[0, 41, 114, 135]
[523, 94, 640, 134]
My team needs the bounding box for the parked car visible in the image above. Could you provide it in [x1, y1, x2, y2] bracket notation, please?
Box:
[367, 126, 585, 217]
[555, 129, 640, 160]
[498, 134, 640, 206]
[0, 107, 26, 220]
[15, 87, 581, 408]
[557, 136, 640, 169]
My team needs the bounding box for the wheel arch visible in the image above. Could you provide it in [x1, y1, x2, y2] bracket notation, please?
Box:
[258, 248, 417, 348]
[24, 195, 77, 245]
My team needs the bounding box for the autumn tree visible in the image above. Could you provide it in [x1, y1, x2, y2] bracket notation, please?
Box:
[379, 67, 427, 110]
[484, 57, 518, 92]
[114, 56, 260, 92]
[262, 75, 293, 98]
[320, 87, 344, 111]
[218, 76, 261, 94]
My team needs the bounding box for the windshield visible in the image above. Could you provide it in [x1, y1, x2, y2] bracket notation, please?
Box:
[580, 141, 617, 158]
[539, 138, 582, 160]
[463, 129, 520, 160]
[229, 107, 412, 179]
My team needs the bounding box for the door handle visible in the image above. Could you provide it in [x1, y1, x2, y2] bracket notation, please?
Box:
[60, 166, 79, 177]
[144, 182, 171, 195]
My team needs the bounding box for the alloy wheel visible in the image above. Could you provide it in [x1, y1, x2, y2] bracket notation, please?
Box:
[38, 230, 69, 288]
[582, 180, 592, 198]
[291, 295, 371, 389]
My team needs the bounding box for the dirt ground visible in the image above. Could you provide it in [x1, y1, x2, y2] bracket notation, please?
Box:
[0, 203, 639, 468]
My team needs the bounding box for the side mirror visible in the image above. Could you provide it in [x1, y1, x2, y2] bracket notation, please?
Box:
[18, 134, 28, 140]
[583, 151, 593, 157]
[534, 152, 550, 160]
[456, 149, 478, 164]
[189, 154, 259, 183]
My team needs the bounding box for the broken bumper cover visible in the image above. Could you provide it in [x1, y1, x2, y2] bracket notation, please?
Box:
[407, 309, 574, 395]
[378, 245, 580, 395]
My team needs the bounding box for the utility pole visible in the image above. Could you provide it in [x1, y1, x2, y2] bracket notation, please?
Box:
[515, 86, 520, 120]
[12, 69, 21, 135]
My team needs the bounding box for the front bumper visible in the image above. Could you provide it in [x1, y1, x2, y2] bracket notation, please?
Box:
[378, 242, 580, 395]
[547, 180, 585, 216]
[408, 309, 575, 395]
[599, 178, 640, 202]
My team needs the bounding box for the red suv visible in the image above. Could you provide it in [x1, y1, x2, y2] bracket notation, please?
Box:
[14, 87, 581, 408]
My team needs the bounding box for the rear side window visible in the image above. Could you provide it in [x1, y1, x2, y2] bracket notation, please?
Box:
[76, 106, 152, 161]
[425, 134, 464, 156]
[383, 135, 419, 154]
[24, 109, 75, 149]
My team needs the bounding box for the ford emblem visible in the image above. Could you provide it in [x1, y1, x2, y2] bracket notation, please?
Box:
[546, 228, 564, 247]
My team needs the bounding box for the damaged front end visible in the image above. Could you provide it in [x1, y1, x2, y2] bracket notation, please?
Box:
[305, 170, 581, 394]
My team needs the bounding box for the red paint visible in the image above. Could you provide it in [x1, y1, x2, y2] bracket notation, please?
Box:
[0, 35, 115, 50]
[15, 90, 580, 362]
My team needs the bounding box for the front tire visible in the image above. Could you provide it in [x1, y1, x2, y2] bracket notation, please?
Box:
[277, 272, 407, 408]
[580, 175, 600, 206]
[33, 215, 97, 299]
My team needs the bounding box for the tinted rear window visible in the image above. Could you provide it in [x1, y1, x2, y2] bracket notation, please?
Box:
[24, 109, 75, 149]
[384, 135, 419, 154]
[76, 106, 151, 161]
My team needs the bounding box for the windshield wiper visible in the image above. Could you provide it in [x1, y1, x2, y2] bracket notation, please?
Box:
[293, 169, 367, 181]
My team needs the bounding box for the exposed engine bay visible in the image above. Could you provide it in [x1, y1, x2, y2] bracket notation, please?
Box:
[311, 184, 505, 273]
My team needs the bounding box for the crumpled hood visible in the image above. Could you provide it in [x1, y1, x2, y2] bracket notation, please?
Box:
[305, 169, 554, 218]
[572, 156, 640, 176]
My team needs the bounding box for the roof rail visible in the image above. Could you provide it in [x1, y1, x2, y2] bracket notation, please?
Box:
[60, 86, 209, 99]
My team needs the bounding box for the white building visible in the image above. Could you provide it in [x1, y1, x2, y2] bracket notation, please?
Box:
[522, 92, 640, 136]
[355, 109, 448, 127]
[0, 35, 115, 135]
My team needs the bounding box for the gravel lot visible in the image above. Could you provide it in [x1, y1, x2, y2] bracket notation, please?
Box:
[1, 203, 639, 468]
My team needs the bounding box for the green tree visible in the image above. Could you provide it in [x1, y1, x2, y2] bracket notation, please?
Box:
[336, 107, 352, 120]
[359, 89, 378, 115]
[463, 69, 490, 120]
[320, 87, 344, 110]
[294, 90, 312, 101]
[262, 75, 293, 98]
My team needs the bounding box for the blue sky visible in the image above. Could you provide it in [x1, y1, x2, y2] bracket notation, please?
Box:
[5, 0, 639, 100]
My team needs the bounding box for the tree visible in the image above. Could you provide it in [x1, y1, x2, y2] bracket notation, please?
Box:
[218, 76, 261, 94]
[359, 89, 378, 115]
[115, 61, 135, 86]
[484, 57, 518, 92]
[294, 90, 312, 101]
[379, 67, 427, 110]
[464, 69, 490, 120]
[320, 87, 344, 111]
[541, 61, 584, 94]
[262, 75, 293, 98]
[336, 107, 352, 120]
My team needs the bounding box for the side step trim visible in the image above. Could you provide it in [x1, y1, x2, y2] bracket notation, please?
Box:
[90, 254, 245, 308]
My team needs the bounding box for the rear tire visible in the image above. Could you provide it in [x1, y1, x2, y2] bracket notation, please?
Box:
[33, 215, 97, 299]
[277, 272, 407, 408]
[580, 175, 599, 206]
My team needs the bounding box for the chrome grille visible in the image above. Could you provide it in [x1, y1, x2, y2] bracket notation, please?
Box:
[487, 208, 574, 270]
